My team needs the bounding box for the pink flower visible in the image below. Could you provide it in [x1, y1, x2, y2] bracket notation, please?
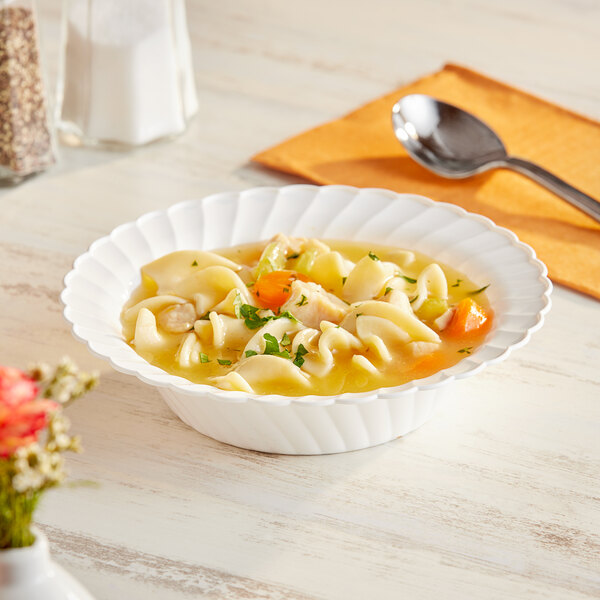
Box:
[0, 367, 58, 458]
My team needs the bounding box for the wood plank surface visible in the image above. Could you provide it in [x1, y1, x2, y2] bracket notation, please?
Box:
[1, 1, 599, 598]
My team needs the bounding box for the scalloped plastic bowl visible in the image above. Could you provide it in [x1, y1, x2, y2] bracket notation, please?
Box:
[62, 185, 551, 454]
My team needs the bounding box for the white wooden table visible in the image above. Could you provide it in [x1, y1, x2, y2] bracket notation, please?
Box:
[1, 1, 599, 598]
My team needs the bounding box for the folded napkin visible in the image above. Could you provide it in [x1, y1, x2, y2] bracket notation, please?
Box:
[253, 63, 600, 300]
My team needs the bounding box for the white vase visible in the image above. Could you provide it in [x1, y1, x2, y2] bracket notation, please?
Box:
[0, 527, 94, 600]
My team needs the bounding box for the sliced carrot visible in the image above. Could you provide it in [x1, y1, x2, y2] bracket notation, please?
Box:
[253, 270, 310, 310]
[411, 351, 447, 374]
[445, 297, 491, 339]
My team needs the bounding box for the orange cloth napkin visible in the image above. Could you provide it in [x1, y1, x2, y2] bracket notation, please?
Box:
[253, 63, 600, 300]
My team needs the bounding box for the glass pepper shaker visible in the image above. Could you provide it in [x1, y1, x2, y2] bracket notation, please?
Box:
[57, 0, 198, 148]
[0, 0, 56, 181]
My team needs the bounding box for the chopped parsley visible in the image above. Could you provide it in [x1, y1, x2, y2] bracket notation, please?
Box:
[191, 259, 198, 267]
[245, 350, 258, 358]
[287, 252, 300, 259]
[198, 311, 211, 320]
[384, 287, 393, 295]
[451, 279, 463, 287]
[293, 344, 308, 368]
[342, 276, 347, 285]
[296, 294, 308, 307]
[281, 333, 291, 346]
[200, 353, 210, 363]
[400, 275, 417, 284]
[469, 284, 490, 295]
[409, 295, 418, 304]
[263, 333, 291, 359]
[368, 251, 380, 261]
[238, 304, 297, 330]
[458, 347, 473, 354]
[217, 359, 232, 365]
[356, 313, 363, 317]
[283, 287, 290, 293]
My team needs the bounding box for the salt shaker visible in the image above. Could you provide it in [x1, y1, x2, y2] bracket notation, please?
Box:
[57, 0, 198, 148]
[0, 0, 56, 181]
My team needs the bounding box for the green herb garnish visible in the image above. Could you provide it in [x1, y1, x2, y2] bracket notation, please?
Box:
[245, 350, 258, 358]
[287, 252, 300, 259]
[263, 333, 291, 359]
[191, 260, 198, 267]
[281, 333, 291, 346]
[368, 251, 380, 261]
[400, 275, 417, 284]
[217, 359, 232, 365]
[342, 276, 347, 285]
[409, 295, 418, 304]
[198, 311, 211, 321]
[200, 353, 210, 363]
[451, 279, 462, 288]
[469, 284, 490, 295]
[293, 344, 309, 368]
[458, 347, 473, 354]
[296, 294, 308, 307]
[384, 287, 393, 295]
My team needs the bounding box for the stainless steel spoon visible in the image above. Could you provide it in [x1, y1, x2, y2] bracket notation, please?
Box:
[391, 94, 600, 222]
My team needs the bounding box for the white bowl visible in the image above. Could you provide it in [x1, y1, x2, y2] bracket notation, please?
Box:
[61, 185, 551, 454]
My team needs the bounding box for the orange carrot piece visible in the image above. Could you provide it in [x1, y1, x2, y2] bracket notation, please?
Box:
[253, 270, 310, 310]
[445, 298, 491, 339]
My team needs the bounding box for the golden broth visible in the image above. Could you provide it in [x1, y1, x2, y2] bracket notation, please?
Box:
[122, 239, 493, 396]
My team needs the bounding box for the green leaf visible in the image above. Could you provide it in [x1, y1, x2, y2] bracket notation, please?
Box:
[457, 347, 473, 354]
[293, 344, 309, 368]
[469, 284, 490, 295]
[287, 252, 300, 259]
[217, 359, 232, 365]
[409, 295, 418, 304]
[400, 275, 417, 284]
[296, 294, 308, 307]
[368, 251, 380, 261]
[263, 333, 280, 354]
[281, 333, 291, 346]
[200, 353, 210, 363]
[263, 333, 291, 358]
[342, 276, 347, 285]
[191, 260, 198, 266]
[451, 279, 462, 288]
[384, 287, 393, 295]
[245, 350, 258, 358]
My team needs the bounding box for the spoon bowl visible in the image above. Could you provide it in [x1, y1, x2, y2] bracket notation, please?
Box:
[391, 94, 600, 221]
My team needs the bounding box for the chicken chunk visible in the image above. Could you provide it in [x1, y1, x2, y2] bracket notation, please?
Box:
[157, 302, 196, 333]
[280, 280, 349, 329]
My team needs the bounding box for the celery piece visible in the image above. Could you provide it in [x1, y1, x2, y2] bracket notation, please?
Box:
[254, 242, 287, 279]
[416, 297, 448, 321]
[294, 249, 318, 276]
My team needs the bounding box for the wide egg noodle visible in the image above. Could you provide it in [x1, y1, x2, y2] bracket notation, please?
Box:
[123, 294, 188, 326]
[211, 355, 311, 393]
[142, 250, 241, 293]
[411, 263, 448, 311]
[340, 300, 440, 343]
[176, 331, 202, 368]
[166, 266, 252, 312]
[301, 321, 362, 377]
[133, 307, 181, 352]
[342, 255, 397, 303]
[208, 312, 253, 349]
[308, 251, 355, 296]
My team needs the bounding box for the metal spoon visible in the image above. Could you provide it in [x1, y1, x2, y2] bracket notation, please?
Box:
[391, 94, 600, 222]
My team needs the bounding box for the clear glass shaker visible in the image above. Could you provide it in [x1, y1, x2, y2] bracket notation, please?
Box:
[0, 0, 56, 181]
[57, 0, 198, 148]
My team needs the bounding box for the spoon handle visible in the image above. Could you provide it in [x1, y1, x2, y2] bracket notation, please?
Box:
[502, 156, 600, 223]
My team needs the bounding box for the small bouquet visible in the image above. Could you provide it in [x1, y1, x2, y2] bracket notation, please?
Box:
[0, 358, 98, 549]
